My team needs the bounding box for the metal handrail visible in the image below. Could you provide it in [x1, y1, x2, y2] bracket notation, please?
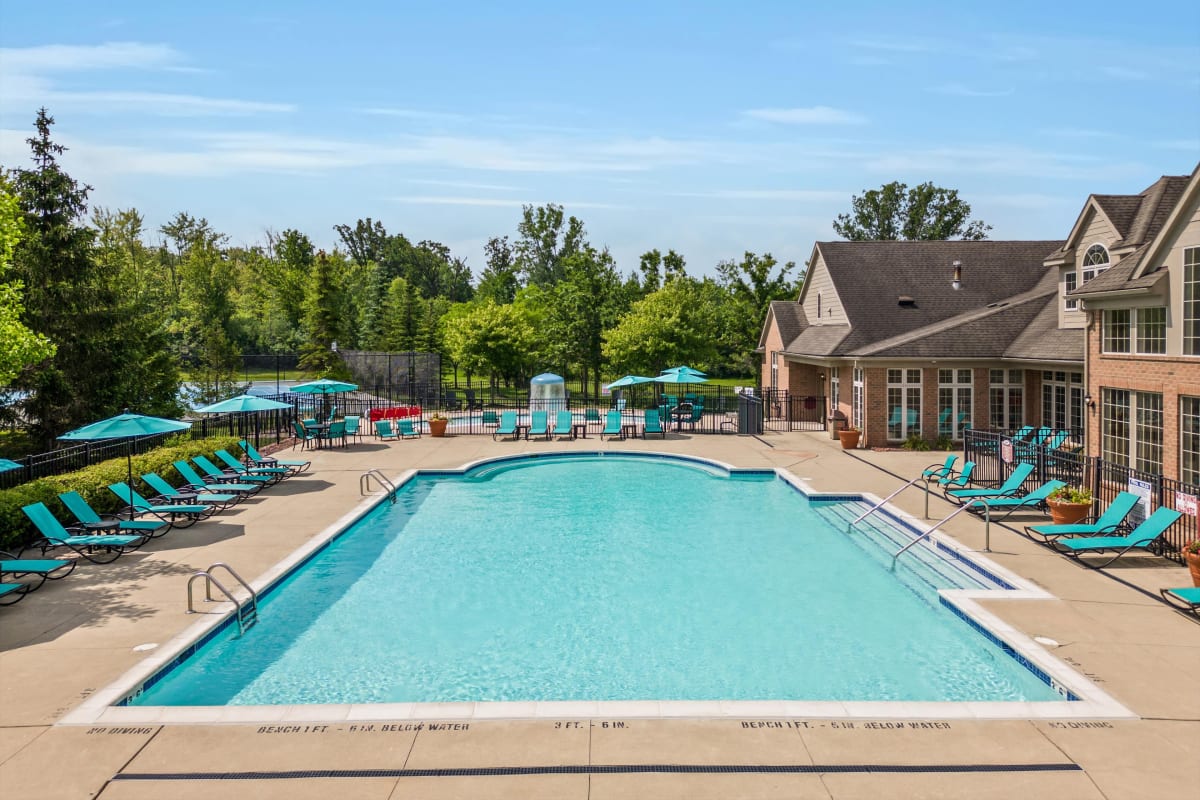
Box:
[890, 499, 993, 569]
[360, 469, 397, 502]
[849, 474, 935, 531]
[186, 562, 259, 635]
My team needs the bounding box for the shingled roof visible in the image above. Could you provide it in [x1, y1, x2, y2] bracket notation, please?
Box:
[810, 240, 1062, 354]
[1071, 173, 1193, 297]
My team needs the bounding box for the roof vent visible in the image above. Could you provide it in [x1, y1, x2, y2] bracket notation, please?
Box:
[898, 295, 916, 307]
[986, 301, 1009, 309]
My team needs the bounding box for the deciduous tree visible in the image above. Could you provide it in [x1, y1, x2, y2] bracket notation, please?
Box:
[832, 181, 991, 241]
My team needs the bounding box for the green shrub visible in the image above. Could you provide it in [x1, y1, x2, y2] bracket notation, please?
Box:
[901, 433, 932, 452]
[0, 436, 241, 551]
[933, 435, 955, 451]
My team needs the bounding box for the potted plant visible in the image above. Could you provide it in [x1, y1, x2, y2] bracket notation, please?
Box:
[838, 428, 861, 450]
[1046, 485, 1093, 525]
[1182, 539, 1200, 588]
[428, 412, 449, 437]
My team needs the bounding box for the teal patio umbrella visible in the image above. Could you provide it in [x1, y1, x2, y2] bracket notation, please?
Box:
[660, 366, 707, 378]
[605, 375, 656, 389]
[290, 378, 358, 420]
[196, 394, 294, 449]
[58, 410, 192, 490]
[654, 371, 708, 385]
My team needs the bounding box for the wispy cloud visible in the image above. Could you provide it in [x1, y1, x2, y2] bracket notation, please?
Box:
[1100, 65, 1149, 81]
[1152, 139, 1200, 152]
[358, 107, 473, 123]
[1039, 127, 1121, 140]
[742, 106, 867, 125]
[668, 189, 846, 202]
[927, 83, 1014, 98]
[390, 195, 623, 210]
[0, 41, 292, 118]
[405, 178, 521, 192]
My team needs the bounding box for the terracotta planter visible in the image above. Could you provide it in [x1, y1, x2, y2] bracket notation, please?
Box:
[838, 429, 861, 450]
[1185, 550, 1200, 588]
[429, 418, 448, 437]
[1046, 498, 1091, 526]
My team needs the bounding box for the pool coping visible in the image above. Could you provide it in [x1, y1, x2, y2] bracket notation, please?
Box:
[58, 451, 1138, 726]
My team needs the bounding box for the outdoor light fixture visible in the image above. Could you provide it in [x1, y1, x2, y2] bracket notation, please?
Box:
[1085, 393, 1095, 410]
[331, 340, 338, 353]
[951, 260, 963, 290]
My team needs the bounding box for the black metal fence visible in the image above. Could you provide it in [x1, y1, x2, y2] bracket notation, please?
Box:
[760, 389, 827, 432]
[964, 429, 1193, 562]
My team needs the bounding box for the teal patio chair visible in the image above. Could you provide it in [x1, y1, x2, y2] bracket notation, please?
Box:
[240, 440, 310, 474]
[398, 419, 421, 439]
[493, 411, 518, 441]
[0, 582, 29, 605]
[1160, 586, 1200, 618]
[21, 502, 146, 563]
[343, 415, 363, 443]
[142, 473, 233, 513]
[1051, 506, 1182, 568]
[963, 480, 1066, 521]
[921, 455, 958, 482]
[552, 410, 573, 439]
[482, 410, 500, 427]
[58, 490, 169, 537]
[215, 449, 289, 481]
[292, 421, 316, 451]
[375, 420, 399, 441]
[1025, 492, 1140, 543]
[529, 410, 550, 440]
[193, 455, 275, 487]
[108, 483, 212, 528]
[947, 462, 1035, 504]
[643, 408, 665, 439]
[174, 460, 261, 497]
[1, 549, 76, 594]
[585, 408, 601, 428]
[316, 421, 346, 449]
[600, 410, 622, 440]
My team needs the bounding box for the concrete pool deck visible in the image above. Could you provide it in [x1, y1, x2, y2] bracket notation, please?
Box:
[1, 428, 1197, 798]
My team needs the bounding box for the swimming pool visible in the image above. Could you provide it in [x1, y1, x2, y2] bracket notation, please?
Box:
[120, 454, 1079, 709]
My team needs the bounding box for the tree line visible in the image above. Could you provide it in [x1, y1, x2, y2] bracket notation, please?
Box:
[1, 110, 806, 449]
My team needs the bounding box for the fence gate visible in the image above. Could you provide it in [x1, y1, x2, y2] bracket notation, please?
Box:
[761, 390, 827, 432]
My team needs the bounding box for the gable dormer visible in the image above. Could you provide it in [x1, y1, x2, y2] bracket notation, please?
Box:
[799, 245, 848, 326]
[1052, 202, 1124, 328]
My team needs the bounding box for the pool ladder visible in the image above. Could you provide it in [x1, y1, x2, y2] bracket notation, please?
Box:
[360, 469, 397, 503]
[847, 473, 937, 532]
[187, 562, 258, 634]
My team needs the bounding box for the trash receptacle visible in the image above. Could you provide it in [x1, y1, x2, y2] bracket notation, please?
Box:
[829, 409, 847, 440]
[736, 392, 763, 435]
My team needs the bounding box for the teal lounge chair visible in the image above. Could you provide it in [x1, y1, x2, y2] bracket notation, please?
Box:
[21, 502, 145, 563]
[142, 473, 234, 513]
[375, 420, 399, 441]
[2, 549, 76, 593]
[938, 461, 975, 489]
[585, 408, 601, 427]
[215, 450, 289, 482]
[1052, 506, 1182, 568]
[947, 462, 1035, 504]
[963, 480, 1066, 521]
[529, 410, 549, 440]
[922, 455, 958, 482]
[398, 419, 421, 439]
[173, 461, 260, 497]
[193, 455, 275, 486]
[1160, 586, 1200, 617]
[59, 490, 169, 538]
[493, 411, 518, 441]
[0, 582, 29, 605]
[482, 410, 500, 427]
[552, 410, 573, 439]
[240, 440, 310, 473]
[643, 408, 665, 439]
[1025, 492, 1140, 543]
[600, 410, 622, 440]
[108, 483, 211, 528]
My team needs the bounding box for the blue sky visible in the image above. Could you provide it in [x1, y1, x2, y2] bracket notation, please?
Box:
[1, 1, 1197, 278]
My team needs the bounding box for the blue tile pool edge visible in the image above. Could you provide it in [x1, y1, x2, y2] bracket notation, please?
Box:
[64, 452, 1137, 724]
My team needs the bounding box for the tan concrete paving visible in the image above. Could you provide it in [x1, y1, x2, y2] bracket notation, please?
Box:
[0, 428, 1197, 798]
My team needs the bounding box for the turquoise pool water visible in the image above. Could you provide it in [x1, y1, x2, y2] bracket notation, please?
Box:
[131, 454, 1062, 706]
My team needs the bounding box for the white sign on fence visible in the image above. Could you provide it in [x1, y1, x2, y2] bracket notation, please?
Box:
[1177, 492, 1197, 517]
[1000, 439, 1014, 464]
[1127, 477, 1153, 525]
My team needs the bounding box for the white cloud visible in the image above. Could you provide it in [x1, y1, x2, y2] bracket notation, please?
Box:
[742, 106, 867, 125]
[668, 189, 847, 202]
[0, 41, 181, 72]
[927, 83, 1014, 98]
[390, 195, 623, 210]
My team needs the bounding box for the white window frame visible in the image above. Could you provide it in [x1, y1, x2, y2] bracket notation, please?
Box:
[1102, 388, 1163, 472]
[886, 368, 922, 441]
[1081, 243, 1110, 284]
[1185, 247, 1200, 355]
[989, 369, 1023, 431]
[1064, 271, 1078, 311]
[937, 368, 972, 440]
[1042, 371, 1083, 434]
[829, 366, 840, 415]
[852, 367, 864, 431]
[1102, 308, 1167, 354]
[770, 352, 778, 389]
[1182, 396, 1200, 485]
[1135, 307, 1166, 355]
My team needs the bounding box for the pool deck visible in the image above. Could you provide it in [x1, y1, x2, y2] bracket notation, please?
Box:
[2, 428, 1197, 799]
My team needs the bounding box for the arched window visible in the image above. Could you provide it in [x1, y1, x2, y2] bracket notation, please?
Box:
[1082, 244, 1110, 283]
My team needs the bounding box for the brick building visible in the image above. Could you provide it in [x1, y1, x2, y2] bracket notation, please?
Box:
[759, 164, 1200, 474]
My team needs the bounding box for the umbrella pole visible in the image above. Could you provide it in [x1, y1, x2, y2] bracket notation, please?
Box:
[126, 440, 134, 496]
